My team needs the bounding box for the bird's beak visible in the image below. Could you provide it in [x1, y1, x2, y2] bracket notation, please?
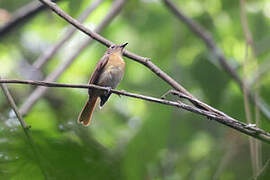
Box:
[120, 42, 128, 48]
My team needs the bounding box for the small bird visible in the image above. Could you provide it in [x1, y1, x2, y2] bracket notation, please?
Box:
[78, 42, 128, 126]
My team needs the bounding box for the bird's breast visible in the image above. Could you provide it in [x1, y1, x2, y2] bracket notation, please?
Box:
[98, 56, 125, 89]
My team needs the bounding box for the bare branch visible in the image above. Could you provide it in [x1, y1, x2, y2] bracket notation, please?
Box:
[163, 0, 270, 120]
[1, 79, 270, 144]
[19, 0, 126, 116]
[0, 0, 61, 38]
[33, 0, 104, 69]
[161, 90, 228, 117]
[10, 0, 268, 144]
[0, 76, 48, 178]
[163, 0, 241, 84]
[33, 0, 270, 143]
[38, 0, 233, 119]
[240, 0, 262, 175]
[0, 78, 29, 128]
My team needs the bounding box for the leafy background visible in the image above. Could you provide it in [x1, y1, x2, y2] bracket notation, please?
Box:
[0, 0, 270, 179]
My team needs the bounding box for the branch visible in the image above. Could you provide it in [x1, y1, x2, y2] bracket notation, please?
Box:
[163, 0, 241, 84]
[0, 0, 61, 38]
[0, 77, 48, 178]
[38, 0, 231, 119]
[34, 0, 270, 144]
[1, 79, 270, 144]
[0, 78, 29, 128]
[19, 0, 126, 116]
[240, 0, 262, 175]
[33, 0, 104, 69]
[163, 0, 270, 120]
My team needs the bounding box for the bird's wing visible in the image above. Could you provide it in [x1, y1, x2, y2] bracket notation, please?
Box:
[88, 55, 109, 96]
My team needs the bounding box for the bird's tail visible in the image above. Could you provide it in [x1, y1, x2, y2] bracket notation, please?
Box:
[78, 97, 98, 126]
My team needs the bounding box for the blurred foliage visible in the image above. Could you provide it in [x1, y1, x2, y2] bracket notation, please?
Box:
[0, 0, 270, 179]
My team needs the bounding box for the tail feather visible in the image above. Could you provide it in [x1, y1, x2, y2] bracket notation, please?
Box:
[78, 97, 98, 126]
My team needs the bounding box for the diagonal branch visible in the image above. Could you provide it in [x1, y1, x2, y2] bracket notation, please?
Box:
[28, 0, 270, 143]
[19, 0, 126, 116]
[38, 0, 231, 119]
[0, 0, 61, 38]
[0, 77, 29, 129]
[163, 0, 270, 120]
[33, 0, 104, 69]
[0, 77, 48, 178]
[1, 79, 270, 144]
[36, 0, 270, 145]
[163, 0, 241, 84]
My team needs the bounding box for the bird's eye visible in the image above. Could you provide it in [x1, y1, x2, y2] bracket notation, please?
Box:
[110, 45, 115, 49]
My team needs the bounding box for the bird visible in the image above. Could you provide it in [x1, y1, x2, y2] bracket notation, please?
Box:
[78, 42, 128, 126]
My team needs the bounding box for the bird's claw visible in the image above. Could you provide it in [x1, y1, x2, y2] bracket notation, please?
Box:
[106, 87, 112, 95]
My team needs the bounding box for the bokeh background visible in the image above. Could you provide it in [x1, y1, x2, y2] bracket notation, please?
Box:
[1, 0, 270, 179]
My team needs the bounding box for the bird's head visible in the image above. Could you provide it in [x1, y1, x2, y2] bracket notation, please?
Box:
[106, 42, 128, 55]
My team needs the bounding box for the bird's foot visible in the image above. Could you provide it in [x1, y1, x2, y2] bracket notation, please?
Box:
[105, 87, 112, 95]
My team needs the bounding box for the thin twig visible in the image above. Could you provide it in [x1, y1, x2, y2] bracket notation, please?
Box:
[0, 77, 48, 179]
[35, 0, 270, 143]
[33, 0, 104, 69]
[0, 79, 29, 128]
[19, 0, 126, 116]
[163, 0, 241, 84]
[162, 89, 267, 134]
[161, 90, 230, 119]
[1, 79, 270, 144]
[23, 0, 270, 144]
[163, 0, 270, 120]
[0, 0, 61, 38]
[240, 0, 262, 175]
